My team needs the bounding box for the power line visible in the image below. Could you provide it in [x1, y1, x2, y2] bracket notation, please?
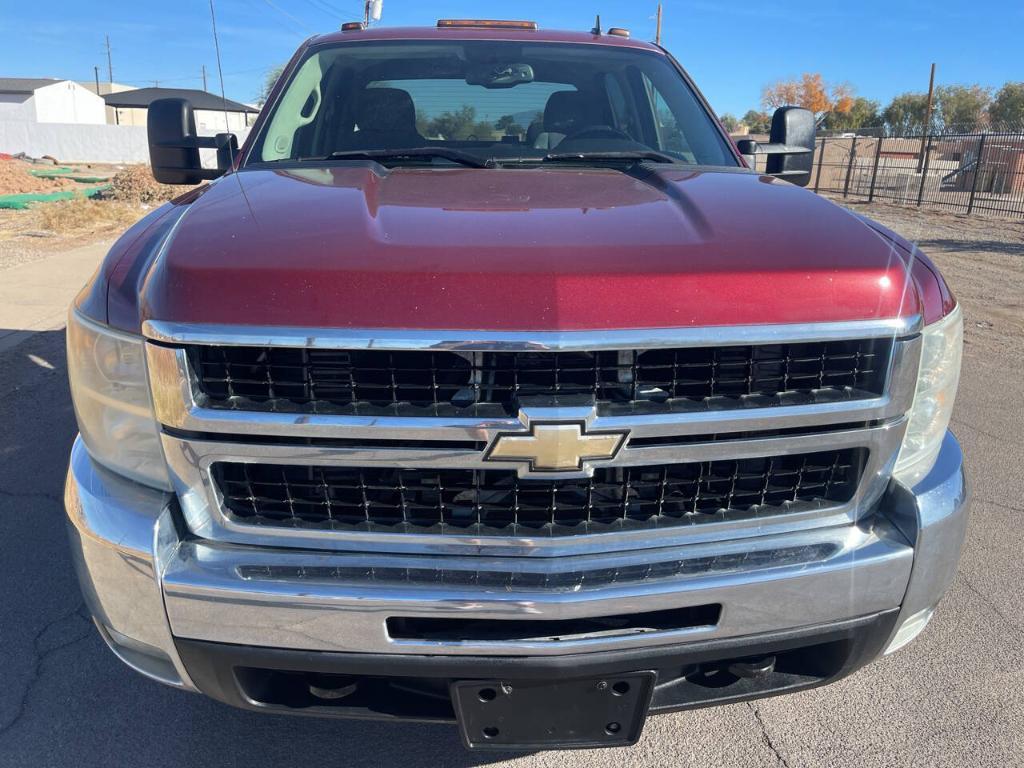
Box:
[261, 0, 312, 34]
[296, 0, 347, 20]
[112, 65, 271, 89]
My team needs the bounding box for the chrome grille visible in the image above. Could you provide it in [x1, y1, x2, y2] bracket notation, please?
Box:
[144, 318, 920, 556]
[235, 542, 840, 590]
[187, 339, 892, 416]
[212, 449, 865, 536]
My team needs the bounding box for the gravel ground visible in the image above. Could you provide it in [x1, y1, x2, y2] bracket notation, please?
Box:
[0, 200, 1021, 767]
[829, 198, 1024, 358]
[0, 207, 124, 272]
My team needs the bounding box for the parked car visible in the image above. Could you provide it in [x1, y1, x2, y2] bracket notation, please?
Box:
[64, 20, 967, 751]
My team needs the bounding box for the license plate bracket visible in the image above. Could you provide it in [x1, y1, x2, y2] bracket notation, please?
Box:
[451, 671, 655, 750]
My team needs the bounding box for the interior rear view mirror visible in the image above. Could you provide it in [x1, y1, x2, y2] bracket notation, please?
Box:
[466, 63, 534, 88]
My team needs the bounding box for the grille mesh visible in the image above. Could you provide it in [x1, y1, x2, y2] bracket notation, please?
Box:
[188, 340, 891, 417]
[213, 449, 865, 536]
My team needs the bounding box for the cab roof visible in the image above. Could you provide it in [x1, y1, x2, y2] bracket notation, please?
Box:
[310, 25, 663, 53]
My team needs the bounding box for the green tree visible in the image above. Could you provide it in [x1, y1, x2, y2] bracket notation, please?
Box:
[742, 110, 771, 134]
[471, 120, 497, 140]
[935, 84, 991, 132]
[415, 108, 432, 137]
[882, 92, 930, 136]
[825, 97, 881, 132]
[426, 105, 478, 139]
[256, 64, 285, 106]
[988, 82, 1024, 129]
[417, 106, 499, 139]
[494, 114, 524, 135]
[718, 113, 740, 133]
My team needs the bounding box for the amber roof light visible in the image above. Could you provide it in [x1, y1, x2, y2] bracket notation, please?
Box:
[340, 21, 364, 31]
[436, 19, 539, 30]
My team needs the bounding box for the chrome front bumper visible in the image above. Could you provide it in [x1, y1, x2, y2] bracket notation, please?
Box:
[64, 433, 969, 692]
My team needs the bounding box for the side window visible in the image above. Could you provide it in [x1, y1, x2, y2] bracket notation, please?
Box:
[642, 73, 689, 157]
[260, 54, 324, 160]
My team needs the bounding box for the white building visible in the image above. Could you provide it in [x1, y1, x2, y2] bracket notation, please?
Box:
[0, 78, 106, 124]
[101, 87, 258, 133]
[78, 80, 137, 125]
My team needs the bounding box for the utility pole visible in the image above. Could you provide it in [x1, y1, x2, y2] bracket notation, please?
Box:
[922, 62, 936, 133]
[655, 3, 663, 45]
[202, 65, 208, 91]
[918, 62, 936, 172]
[93, 66, 100, 94]
[105, 34, 113, 83]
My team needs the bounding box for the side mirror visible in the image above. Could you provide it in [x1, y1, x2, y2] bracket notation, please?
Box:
[148, 98, 237, 184]
[735, 138, 758, 169]
[735, 107, 815, 187]
[765, 106, 814, 186]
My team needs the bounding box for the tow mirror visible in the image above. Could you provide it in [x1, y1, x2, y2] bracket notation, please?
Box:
[147, 98, 238, 184]
[735, 106, 815, 187]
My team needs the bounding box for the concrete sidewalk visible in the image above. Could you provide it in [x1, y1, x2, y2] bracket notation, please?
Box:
[0, 239, 112, 354]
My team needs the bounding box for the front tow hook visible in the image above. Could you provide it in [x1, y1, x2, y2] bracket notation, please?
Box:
[727, 656, 777, 679]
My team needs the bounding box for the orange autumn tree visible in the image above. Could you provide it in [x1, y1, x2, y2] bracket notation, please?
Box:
[762, 73, 854, 125]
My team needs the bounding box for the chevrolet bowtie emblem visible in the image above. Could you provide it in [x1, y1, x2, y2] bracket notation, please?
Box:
[484, 421, 628, 475]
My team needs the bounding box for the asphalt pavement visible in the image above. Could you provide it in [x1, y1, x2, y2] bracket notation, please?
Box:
[1, 243, 1022, 767]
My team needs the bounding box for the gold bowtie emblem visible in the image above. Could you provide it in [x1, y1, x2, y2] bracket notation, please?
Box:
[484, 422, 627, 473]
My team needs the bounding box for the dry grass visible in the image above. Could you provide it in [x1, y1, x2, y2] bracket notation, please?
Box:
[36, 197, 145, 235]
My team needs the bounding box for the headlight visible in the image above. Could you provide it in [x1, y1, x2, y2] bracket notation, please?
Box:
[894, 305, 963, 487]
[67, 308, 170, 490]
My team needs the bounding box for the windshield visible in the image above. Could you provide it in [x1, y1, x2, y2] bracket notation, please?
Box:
[247, 40, 738, 168]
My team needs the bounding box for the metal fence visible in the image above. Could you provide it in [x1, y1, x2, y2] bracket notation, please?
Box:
[809, 131, 1024, 218]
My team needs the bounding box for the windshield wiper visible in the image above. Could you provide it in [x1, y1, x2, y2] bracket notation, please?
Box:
[546, 150, 681, 164]
[322, 148, 488, 168]
[315, 148, 679, 170]
[489, 150, 682, 168]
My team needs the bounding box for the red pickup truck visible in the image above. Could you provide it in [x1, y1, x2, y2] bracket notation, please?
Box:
[64, 21, 968, 750]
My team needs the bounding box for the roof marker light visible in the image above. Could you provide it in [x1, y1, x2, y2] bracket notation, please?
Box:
[436, 19, 538, 30]
[608, 27, 630, 38]
[340, 21, 365, 31]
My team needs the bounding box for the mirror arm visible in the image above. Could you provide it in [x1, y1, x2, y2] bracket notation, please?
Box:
[151, 132, 238, 175]
[214, 132, 239, 170]
[744, 143, 813, 156]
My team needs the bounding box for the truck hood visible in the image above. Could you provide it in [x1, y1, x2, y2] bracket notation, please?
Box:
[136, 165, 921, 331]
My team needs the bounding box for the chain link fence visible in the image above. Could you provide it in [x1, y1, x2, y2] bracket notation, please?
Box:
[809, 130, 1024, 218]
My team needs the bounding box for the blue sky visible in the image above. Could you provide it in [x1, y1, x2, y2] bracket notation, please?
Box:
[1, 0, 1021, 115]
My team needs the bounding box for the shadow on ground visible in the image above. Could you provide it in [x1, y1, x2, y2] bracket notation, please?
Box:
[915, 238, 1024, 256]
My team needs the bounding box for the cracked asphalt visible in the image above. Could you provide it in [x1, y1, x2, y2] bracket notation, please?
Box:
[1, 203, 1022, 767]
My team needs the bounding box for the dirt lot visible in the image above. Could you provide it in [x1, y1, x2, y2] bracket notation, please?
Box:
[827, 197, 1024, 358]
[0, 164, 193, 271]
